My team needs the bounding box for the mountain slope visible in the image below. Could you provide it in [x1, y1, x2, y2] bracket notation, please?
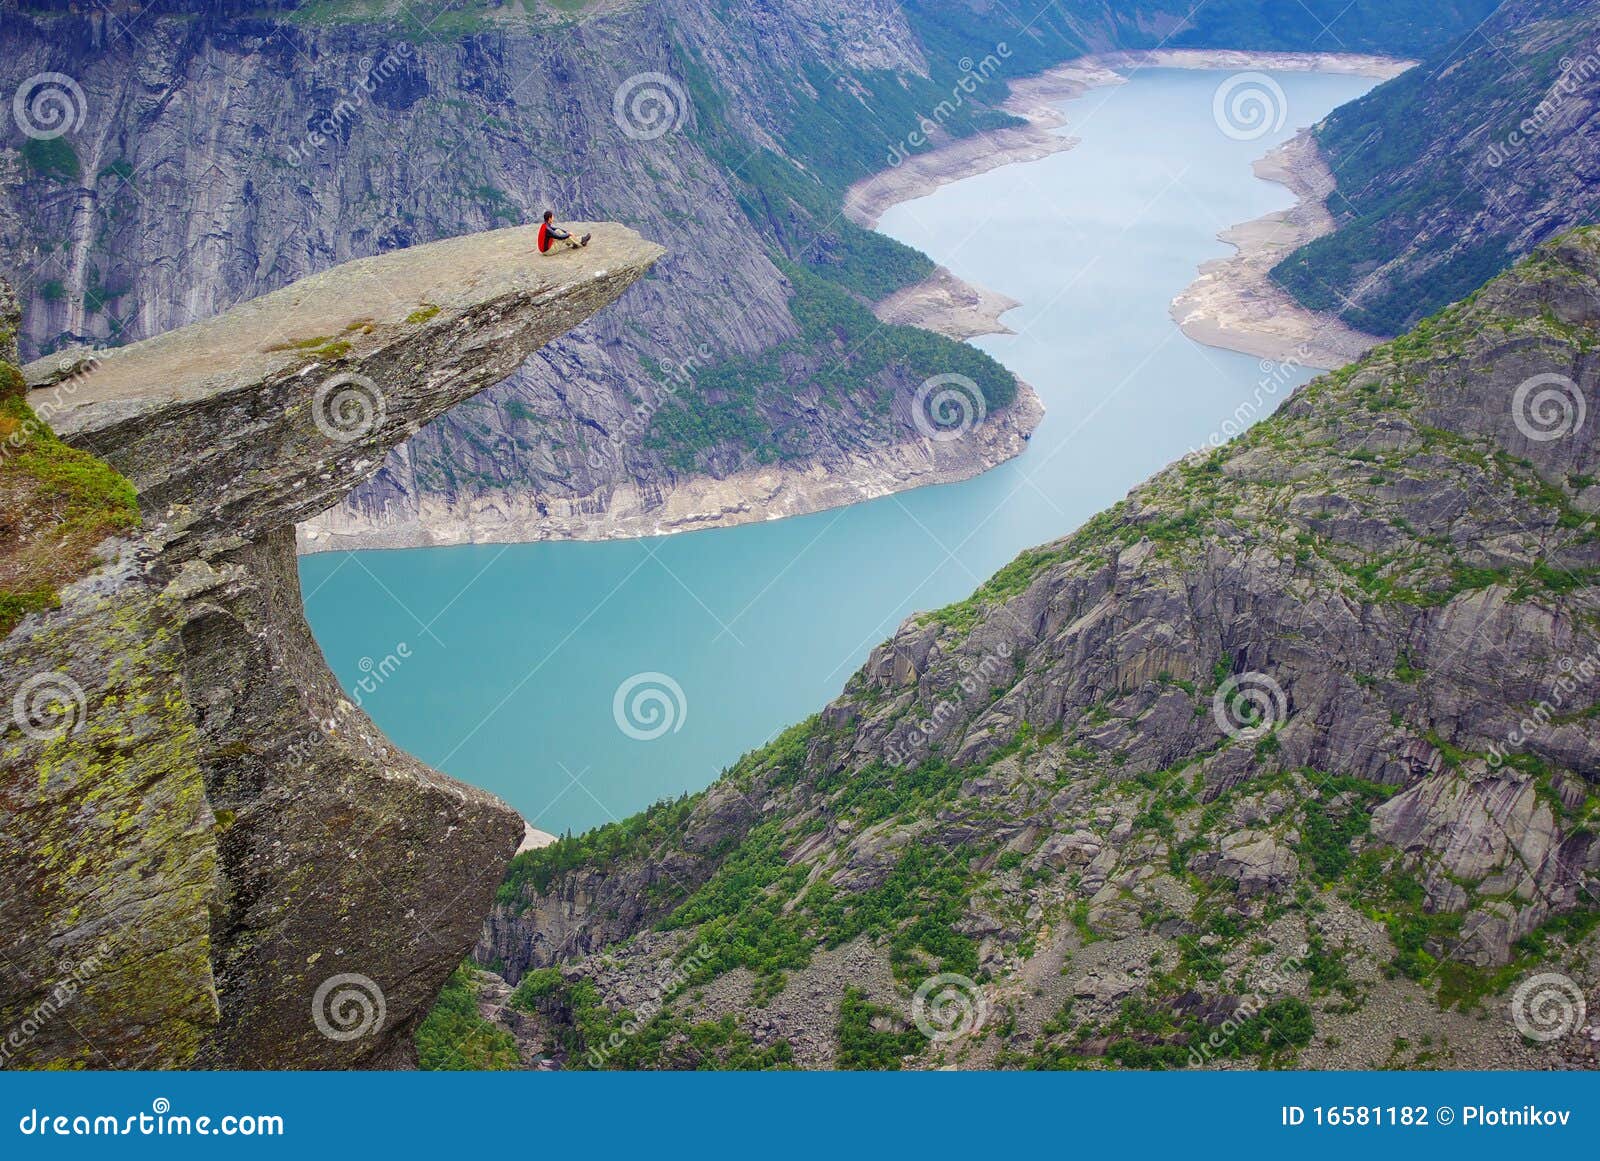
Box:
[1274, 0, 1600, 335]
[481, 230, 1600, 1070]
[1, 0, 1498, 548]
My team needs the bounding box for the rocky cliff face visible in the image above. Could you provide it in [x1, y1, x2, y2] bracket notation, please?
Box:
[1275, 0, 1600, 335]
[0, 0, 1039, 550]
[0, 223, 660, 1068]
[0, 0, 1498, 550]
[483, 232, 1600, 1070]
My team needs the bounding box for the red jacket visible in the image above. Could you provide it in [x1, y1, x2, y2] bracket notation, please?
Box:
[537, 222, 554, 252]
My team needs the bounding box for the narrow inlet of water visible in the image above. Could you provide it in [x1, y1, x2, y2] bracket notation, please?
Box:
[300, 67, 1380, 834]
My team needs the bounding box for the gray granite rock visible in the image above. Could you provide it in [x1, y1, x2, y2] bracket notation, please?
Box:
[1, 225, 659, 1068]
[484, 232, 1600, 1069]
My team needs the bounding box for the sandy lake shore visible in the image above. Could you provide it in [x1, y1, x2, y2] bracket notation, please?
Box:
[1168, 124, 1406, 369]
[850, 49, 1411, 356]
[517, 824, 557, 854]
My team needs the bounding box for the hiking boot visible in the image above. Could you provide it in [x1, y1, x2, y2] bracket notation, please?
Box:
[580, 232, 592, 247]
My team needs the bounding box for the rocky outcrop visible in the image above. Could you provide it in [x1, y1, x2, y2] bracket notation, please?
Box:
[0, 0, 1044, 552]
[0, 223, 661, 1068]
[483, 231, 1600, 1069]
[479, 773, 761, 983]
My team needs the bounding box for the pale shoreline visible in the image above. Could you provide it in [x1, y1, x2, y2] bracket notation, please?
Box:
[847, 48, 1412, 352]
[297, 379, 1045, 552]
[1169, 130, 1389, 369]
[517, 824, 557, 854]
[842, 60, 1115, 232]
[846, 48, 1411, 230]
[874, 264, 1021, 341]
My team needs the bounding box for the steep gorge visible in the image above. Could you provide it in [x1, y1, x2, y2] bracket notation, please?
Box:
[0, 0, 1498, 550]
[483, 232, 1600, 1070]
[2, 0, 1586, 1073]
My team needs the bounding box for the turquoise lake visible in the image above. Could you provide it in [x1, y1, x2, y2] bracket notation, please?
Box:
[300, 67, 1379, 835]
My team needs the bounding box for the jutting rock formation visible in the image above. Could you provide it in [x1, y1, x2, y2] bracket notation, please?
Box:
[0, 223, 661, 1068]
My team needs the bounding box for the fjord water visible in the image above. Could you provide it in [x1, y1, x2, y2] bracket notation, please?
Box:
[301, 68, 1378, 835]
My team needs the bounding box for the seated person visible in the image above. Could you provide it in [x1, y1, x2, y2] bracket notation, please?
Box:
[538, 210, 591, 253]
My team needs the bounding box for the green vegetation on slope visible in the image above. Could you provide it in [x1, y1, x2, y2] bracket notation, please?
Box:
[497, 794, 699, 908]
[21, 136, 81, 183]
[644, 264, 1015, 470]
[1, 382, 141, 637]
[671, 36, 935, 301]
[836, 987, 924, 1069]
[923, 242, 1600, 637]
[284, 0, 1494, 57]
[507, 971, 794, 1070]
[494, 231, 1600, 1068]
[1167, 0, 1499, 56]
[1272, 0, 1600, 334]
[415, 963, 521, 1070]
